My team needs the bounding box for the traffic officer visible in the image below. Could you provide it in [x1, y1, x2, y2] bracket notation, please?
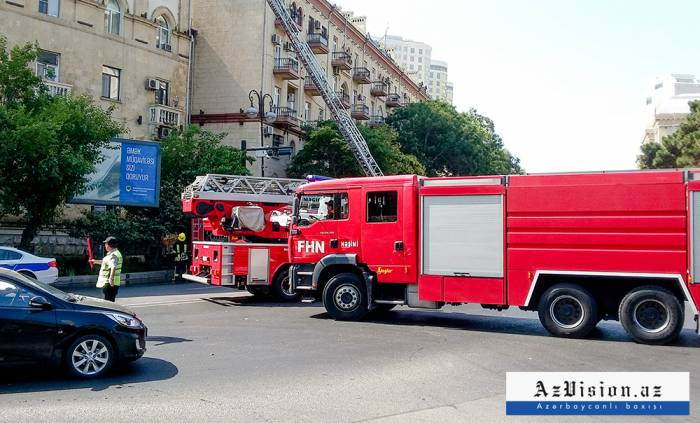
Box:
[90, 236, 123, 302]
[173, 232, 189, 281]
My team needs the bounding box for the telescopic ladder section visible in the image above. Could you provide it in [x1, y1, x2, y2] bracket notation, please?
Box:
[182, 174, 306, 204]
[266, 0, 383, 177]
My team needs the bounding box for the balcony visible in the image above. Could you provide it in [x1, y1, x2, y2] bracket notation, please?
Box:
[336, 92, 351, 109]
[331, 52, 352, 71]
[44, 80, 72, 96]
[351, 103, 370, 120]
[272, 106, 299, 128]
[386, 93, 402, 108]
[304, 80, 321, 96]
[149, 103, 181, 127]
[368, 115, 385, 127]
[370, 82, 388, 97]
[307, 33, 329, 54]
[352, 67, 371, 84]
[275, 9, 302, 30]
[273, 58, 300, 80]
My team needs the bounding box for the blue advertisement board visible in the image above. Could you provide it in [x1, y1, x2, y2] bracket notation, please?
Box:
[71, 138, 161, 207]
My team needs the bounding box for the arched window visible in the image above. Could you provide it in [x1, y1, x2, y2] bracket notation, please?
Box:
[156, 16, 171, 50]
[104, 0, 121, 35]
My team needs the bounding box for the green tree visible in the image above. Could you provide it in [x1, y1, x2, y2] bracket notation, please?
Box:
[638, 100, 700, 169]
[387, 100, 521, 176]
[0, 37, 125, 250]
[287, 121, 425, 178]
[69, 126, 252, 264]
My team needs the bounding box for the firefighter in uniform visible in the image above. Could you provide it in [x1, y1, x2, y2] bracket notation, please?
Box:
[90, 236, 123, 302]
[173, 232, 189, 281]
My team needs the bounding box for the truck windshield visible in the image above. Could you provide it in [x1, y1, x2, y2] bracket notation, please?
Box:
[296, 193, 335, 226]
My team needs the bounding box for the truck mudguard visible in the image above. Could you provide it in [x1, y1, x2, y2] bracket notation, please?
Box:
[312, 254, 358, 289]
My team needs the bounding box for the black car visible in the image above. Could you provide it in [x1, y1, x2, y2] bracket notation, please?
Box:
[0, 268, 146, 378]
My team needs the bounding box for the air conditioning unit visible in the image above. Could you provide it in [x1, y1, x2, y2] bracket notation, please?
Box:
[332, 67, 340, 76]
[283, 42, 292, 51]
[314, 21, 321, 30]
[145, 78, 158, 90]
[157, 126, 172, 139]
[163, 44, 172, 52]
[271, 34, 281, 45]
[263, 126, 274, 137]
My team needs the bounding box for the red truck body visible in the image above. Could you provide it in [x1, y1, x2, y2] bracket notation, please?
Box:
[288, 170, 700, 344]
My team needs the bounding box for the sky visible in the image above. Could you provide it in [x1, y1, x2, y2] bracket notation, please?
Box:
[333, 0, 700, 172]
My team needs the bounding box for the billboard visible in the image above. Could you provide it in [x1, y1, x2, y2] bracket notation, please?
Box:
[72, 138, 161, 207]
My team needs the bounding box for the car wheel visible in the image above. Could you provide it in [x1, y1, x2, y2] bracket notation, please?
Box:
[66, 334, 115, 379]
[619, 286, 684, 345]
[272, 272, 299, 302]
[322, 272, 369, 321]
[538, 283, 599, 339]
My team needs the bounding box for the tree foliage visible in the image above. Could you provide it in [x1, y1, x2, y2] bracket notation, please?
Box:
[638, 100, 700, 169]
[0, 36, 125, 249]
[287, 121, 425, 178]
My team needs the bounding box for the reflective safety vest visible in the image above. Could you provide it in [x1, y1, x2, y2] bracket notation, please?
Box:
[175, 243, 188, 262]
[97, 249, 123, 287]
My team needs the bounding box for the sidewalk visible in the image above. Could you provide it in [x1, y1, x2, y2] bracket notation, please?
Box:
[54, 270, 175, 289]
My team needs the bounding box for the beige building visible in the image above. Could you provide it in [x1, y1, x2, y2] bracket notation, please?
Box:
[643, 74, 700, 144]
[341, 10, 366, 34]
[428, 60, 453, 104]
[0, 0, 192, 141]
[190, 0, 428, 177]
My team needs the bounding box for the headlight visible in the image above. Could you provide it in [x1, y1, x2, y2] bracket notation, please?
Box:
[106, 313, 143, 329]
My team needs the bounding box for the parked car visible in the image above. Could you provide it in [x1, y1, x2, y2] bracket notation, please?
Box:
[0, 268, 146, 378]
[0, 246, 58, 284]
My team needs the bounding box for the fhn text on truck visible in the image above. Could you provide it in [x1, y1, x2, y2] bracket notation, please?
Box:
[288, 171, 700, 345]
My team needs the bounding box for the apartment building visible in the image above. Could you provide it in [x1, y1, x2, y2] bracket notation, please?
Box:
[0, 0, 192, 141]
[643, 74, 700, 144]
[377, 34, 431, 86]
[428, 60, 453, 104]
[190, 0, 428, 178]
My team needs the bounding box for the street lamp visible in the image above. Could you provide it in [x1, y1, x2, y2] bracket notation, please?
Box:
[246, 89, 277, 177]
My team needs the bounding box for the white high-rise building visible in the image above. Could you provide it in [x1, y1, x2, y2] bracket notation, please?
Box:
[428, 60, 454, 104]
[377, 35, 432, 86]
[643, 74, 700, 144]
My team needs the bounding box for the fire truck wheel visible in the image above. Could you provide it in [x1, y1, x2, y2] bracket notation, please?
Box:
[272, 273, 299, 302]
[538, 283, 598, 339]
[323, 272, 369, 321]
[618, 286, 684, 345]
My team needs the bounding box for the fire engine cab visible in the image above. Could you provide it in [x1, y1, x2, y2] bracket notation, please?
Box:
[181, 174, 305, 300]
[288, 171, 700, 345]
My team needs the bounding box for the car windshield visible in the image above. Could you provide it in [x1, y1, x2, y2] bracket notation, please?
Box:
[13, 272, 74, 302]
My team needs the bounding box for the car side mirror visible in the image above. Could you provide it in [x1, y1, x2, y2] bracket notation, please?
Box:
[29, 296, 52, 310]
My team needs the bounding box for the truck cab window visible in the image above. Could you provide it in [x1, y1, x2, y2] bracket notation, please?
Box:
[367, 191, 397, 222]
[296, 193, 349, 226]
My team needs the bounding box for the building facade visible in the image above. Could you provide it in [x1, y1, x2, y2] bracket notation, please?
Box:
[190, 0, 428, 177]
[643, 74, 700, 144]
[0, 0, 192, 141]
[428, 59, 453, 104]
[375, 34, 431, 87]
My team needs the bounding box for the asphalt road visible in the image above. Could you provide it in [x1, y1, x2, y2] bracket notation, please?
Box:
[0, 282, 698, 423]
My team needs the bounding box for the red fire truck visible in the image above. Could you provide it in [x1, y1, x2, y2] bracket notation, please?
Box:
[181, 174, 305, 300]
[288, 171, 700, 345]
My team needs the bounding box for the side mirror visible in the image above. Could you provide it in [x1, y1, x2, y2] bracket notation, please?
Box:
[30, 296, 52, 310]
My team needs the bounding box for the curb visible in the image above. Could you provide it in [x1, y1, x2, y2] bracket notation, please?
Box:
[54, 270, 175, 289]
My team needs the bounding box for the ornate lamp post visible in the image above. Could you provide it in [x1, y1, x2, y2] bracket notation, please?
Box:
[244, 89, 277, 177]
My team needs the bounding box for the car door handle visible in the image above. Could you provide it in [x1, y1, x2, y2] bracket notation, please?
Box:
[394, 241, 404, 251]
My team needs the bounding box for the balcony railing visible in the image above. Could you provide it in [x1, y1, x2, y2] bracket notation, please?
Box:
[149, 103, 181, 127]
[272, 106, 299, 128]
[370, 82, 388, 97]
[336, 92, 351, 109]
[352, 67, 371, 84]
[44, 80, 72, 96]
[275, 8, 302, 29]
[350, 103, 370, 120]
[303, 120, 320, 129]
[307, 33, 329, 54]
[368, 115, 385, 127]
[331, 52, 352, 70]
[386, 93, 402, 107]
[304, 80, 321, 96]
[273, 58, 300, 80]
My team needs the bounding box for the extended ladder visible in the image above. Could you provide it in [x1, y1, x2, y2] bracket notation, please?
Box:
[266, 0, 384, 177]
[182, 174, 306, 204]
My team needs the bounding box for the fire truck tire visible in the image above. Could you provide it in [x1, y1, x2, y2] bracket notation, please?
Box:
[538, 283, 598, 339]
[618, 286, 684, 345]
[272, 273, 300, 302]
[323, 272, 369, 321]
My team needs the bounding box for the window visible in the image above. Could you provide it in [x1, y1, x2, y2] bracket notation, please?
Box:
[156, 16, 171, 50]
[304, 102, 310, 121]
[274, 86, 281, 106]
[418, 57, 422, 63]
[38, 0, 59, 17]
[0, 249, 22, 261]
[155, 80, 169, 105]
[296, 193, 348, 226]
[287, 88, 296, 110]
[410, 48, 415, 53]
[36, 51, 59, 81]
[367, 192, 397, 223]
[0, 280, 34, 307]
[318, 109, 324, 121]
[101, 65, 120, 100]
[104, 0, 121, 35]
[419, 49, 423, 54]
